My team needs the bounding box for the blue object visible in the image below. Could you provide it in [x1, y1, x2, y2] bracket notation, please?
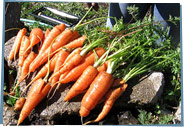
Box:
[107, 3, 180, 45]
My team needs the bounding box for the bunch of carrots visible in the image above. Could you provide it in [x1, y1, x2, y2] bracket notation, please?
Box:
[7, 20, 139, 125]
[7, 7, 178, 125]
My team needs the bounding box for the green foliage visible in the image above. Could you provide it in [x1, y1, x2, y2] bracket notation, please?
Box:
[127, 4, 139, 21]
[4, 83, 7, 91]
[138, 109, 174, 125]
[5, 87, 20, 107]
[8, 69, 15, 75]
[138, 110, 153, 125]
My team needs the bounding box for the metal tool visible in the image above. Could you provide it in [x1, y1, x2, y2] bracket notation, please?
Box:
[44, 7, 79, 23]
[30, 6, 80, 27]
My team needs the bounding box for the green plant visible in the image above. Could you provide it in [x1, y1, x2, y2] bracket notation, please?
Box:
[138, 110, 153, 125]
[5, 86, 20, 106]
[138, 109, 174, 125]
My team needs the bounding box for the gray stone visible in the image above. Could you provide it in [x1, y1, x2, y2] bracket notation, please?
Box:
[3, 103, 18, 126]
[116, 72, 165, 108]
[4, 36, 19, 70]
[118, 111, 138, 125]
[129, 72, 164, 105]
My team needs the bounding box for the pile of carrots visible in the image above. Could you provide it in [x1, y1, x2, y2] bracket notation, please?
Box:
[8, 13, 175, 125]
[8, 21, 131, 125]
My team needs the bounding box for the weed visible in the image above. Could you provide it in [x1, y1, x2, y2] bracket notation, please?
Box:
[138, 109, 174, 125]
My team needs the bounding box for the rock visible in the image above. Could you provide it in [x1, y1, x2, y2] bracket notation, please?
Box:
[130, 72, 164, 105]
[173, 102, 181, 124]
[147, 72, 165, 104]
[118, 111, 138, 125]
[115, 72, 165, 108]
[4, 36, 19, 70]
[3, 103, 18, 126]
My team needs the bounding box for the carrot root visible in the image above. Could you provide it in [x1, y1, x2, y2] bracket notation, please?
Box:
[17, 79, 51, 125]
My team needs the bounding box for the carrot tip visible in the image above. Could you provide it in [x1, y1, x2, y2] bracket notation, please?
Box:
[17, 119, 21, 126]
[83, 120, 94, 125]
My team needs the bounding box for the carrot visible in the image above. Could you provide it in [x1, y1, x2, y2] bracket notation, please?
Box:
[44, 28, 50, 39]
[8, 28, 27, 61]
[64, 35, 86, 49]
[52, 53, 83, 78]
[18, 36, 30, 67]
[79, 71, 114, 117]
[79, 57, 124, 118]
[83, 79, 128, 124]
[14, 52, 37, 91]
[49, 50, 70, 86]
[57, 47, 106, 84]
[17, 79, 51, 125]
[50, 37, 105, 80]
[96, 61, 108, 72]
[92, 82, 128, 123]
[45, 35, 85, 60]
[24, 28, 44, 55]
[55, 23, 66, 31]
[68, 30, 80, 42]
[14, 97, 26, 111]
[47, 71, 70, 99]
[29, 28, 73, 73]
[40, 28, 50, 50]
[64, 65, 98, 101]
[26, 53, 58, 89]
[63, 47, 82, 64]
[64, 49, 109, 101]
[39, 23, 66, 54]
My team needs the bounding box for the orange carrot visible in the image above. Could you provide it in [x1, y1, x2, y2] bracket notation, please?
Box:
[64, 35, 86, 49]
[92, 82, 128, 122]
[39, 23, 66, 54]
[50, 50, 70, 86]
[50, 36, 104, 80]
[40, 28, 50, 50]
[64, 58, 108, 101]
[97, 61, 108, 72]
[58, 47, 106, 84]
[18, 36, 30, 67]
[64, 65, 98, 101]
[68, 30, 80, 42]
[14, 97, 26, 111]
[17, 79, 51, 125]
[26, 53, 58, 88]
[80, 71, 114, 117]
[45, 35, 85, 60]
[64, 50, 108, 101]
[44, 28, 50, 39]
[29, 28, 73, 73]
[14, 52, 37, 91]
[63, 48, 82, 64]
[51, 53, 83, 78]
[8, 28, 27, 61]
[24, 28, 44, 54]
